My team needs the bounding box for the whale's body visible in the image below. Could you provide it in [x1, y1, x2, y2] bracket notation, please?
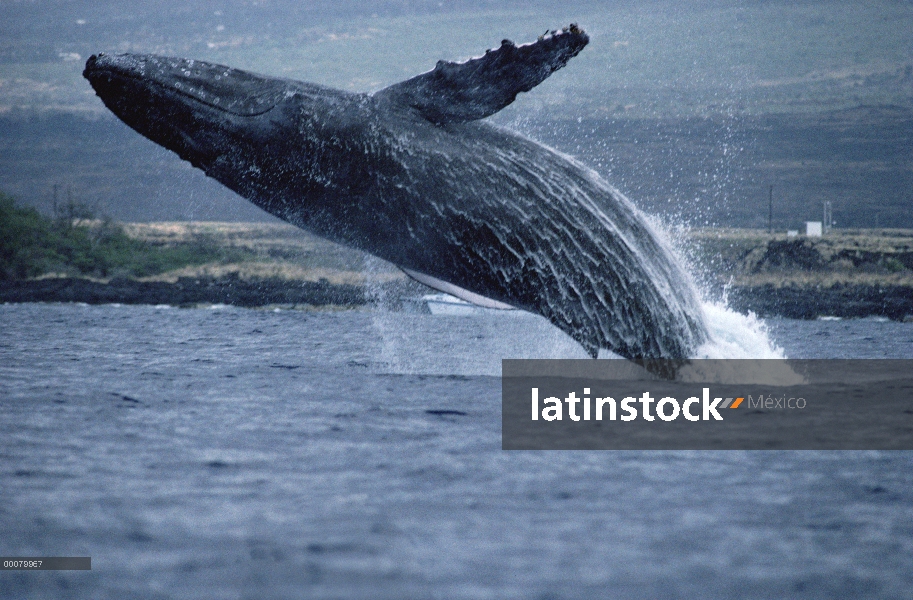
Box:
[83, 26, 709, 368]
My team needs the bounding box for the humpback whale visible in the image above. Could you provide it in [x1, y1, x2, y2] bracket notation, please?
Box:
[83, 25, 709, 370]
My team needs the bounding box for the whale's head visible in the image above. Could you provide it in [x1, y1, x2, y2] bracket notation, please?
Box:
[83, 53, 358, 216]
[83, 53, 287, 165]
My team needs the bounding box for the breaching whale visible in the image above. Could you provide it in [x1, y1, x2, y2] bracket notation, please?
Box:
[83, 25, 709, 370]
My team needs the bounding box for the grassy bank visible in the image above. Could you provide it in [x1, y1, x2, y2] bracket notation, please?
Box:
[686, 228, 913, 293]
[0, 194, 405, 293]
[0, 193, 258, 281]
[3, 193, 912, 317]
[3, 191, 912, 289]
[123, 222, 913, 291]
[118, 221, 402, 286]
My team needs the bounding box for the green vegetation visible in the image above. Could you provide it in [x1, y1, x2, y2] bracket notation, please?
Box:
[4, 186, 912, 294]
[684, 228, 913, 291]
[0, 192, 255, 280]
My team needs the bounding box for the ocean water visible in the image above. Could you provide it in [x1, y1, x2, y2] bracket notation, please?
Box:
[1, 301, 912, 599]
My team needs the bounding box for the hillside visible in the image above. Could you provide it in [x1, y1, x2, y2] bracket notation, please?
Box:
[1, 0, 911, 227]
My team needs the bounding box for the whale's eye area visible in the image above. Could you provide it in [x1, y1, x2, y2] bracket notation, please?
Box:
[167, 65, 287, 116]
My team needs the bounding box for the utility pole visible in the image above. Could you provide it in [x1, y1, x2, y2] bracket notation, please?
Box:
[823, 200, 832, 234]
[768, 185, 773, 234]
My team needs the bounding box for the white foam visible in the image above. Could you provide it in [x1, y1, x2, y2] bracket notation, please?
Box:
[678, 301, 808, 385]
[693, 300, 784, 360]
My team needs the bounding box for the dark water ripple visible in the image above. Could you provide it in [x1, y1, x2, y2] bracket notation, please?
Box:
[1, 303, 912, 599]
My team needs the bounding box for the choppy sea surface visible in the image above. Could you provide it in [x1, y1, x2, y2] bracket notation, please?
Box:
[2, 302, 913, 599]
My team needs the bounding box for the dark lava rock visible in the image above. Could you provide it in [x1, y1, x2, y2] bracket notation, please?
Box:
[753, 240, 826, 272]
[728, 284, 913, 320]
[0, 276, 367, 307]
[3, 276, 913, 321]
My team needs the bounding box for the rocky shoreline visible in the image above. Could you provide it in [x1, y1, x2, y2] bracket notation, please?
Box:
[0, 275, 368, 308]
[3, 223, 913, 320]
[727, 283, 913, 321]
[3, 274, 913, 321]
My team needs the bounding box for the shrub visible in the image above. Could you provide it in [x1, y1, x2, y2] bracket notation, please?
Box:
[0, 192, 254, 280]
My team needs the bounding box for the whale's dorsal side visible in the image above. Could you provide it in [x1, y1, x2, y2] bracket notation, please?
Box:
[375, 24, 588, 124]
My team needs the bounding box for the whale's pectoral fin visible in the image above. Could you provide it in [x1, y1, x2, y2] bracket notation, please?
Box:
[400, 268, 516, 310]
[375, 24, 588, 124]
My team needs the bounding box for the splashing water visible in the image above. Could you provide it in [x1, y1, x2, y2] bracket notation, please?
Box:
[680, 301, 803, 385]
[360, 127, 784, 371]
[362, 199, 785, 374]
[694, 300, 785, 360]
[641, 210, 785, 361]
[362, 254, 412, 374]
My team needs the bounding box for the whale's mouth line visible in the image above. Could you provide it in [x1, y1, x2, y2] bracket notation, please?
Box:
[90, 66, 280, 117]
[84, 54, 284, 117]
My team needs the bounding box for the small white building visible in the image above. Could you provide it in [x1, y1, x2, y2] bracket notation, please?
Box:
[805, 221, 822, 237]
[787, 230, 799, 238]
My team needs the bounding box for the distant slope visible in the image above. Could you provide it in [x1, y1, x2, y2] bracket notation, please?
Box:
[1, 1, 910, 118]
[3, 107, 910, 227]
[1, 0, 910, 224]
[0, 113, 276, 222]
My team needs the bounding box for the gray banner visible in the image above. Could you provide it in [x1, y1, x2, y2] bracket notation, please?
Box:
[0, 557, 91, 570]
[502, 359, 913, 450]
